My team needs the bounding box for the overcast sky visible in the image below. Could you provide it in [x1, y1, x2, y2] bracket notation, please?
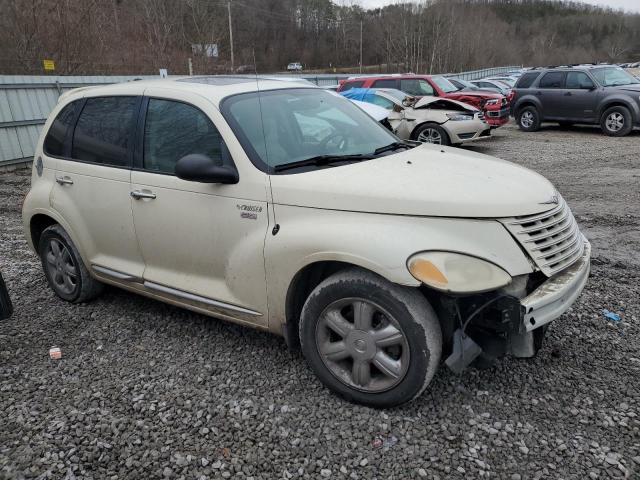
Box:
[354, 0, 640, 13]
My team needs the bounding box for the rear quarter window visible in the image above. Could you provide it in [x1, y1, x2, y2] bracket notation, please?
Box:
[515, 72, 540, 89]
[43, 101, 80, 157]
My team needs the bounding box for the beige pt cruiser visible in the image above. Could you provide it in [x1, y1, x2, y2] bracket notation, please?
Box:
[23, 77, 591, 407]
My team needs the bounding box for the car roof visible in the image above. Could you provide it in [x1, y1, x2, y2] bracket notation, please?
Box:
[57, 75, 318, 107]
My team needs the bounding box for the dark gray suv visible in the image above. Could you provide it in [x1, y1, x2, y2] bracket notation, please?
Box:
[512, 65, 640, 136]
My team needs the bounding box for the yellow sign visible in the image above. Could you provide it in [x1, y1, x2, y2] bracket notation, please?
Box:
[43, 59, 55, 71]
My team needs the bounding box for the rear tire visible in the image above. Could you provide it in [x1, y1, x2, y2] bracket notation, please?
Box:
[299, 268, 442, 407]
[600, 106, 632, 137]
[413, 123, 451, 146]
[517, 106, 541, 132]
[39, 224, 104, 303]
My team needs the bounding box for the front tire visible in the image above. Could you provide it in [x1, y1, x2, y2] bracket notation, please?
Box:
[413, 123, 450, 146]
[517, 106, 541, 132]
[299, 269, 442, 407]
[39, 224, 103, 303]
[600, 106, 632, 137]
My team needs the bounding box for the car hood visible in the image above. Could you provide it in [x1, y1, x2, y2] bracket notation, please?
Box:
[414, 95, 478, 112]
[614, 84, 640, 92]
[270, 144, 557, 218]
[448, 91, 503, 100]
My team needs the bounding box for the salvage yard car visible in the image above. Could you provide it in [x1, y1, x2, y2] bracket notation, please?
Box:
[23, 77, 590, 407]
[513, 64, 640, 136]
[340, 88, 491, 146]
[338, 74, 510, 128]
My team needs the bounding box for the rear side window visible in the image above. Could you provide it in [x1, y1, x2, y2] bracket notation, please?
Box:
[143, 99, 224, 174]
[373, 79, 398, 89]
[400, 79, 434, 96]
[515, 72, 540, 89]
[43, 102, 80, 157]
[538, 72, 565, 89]
[566, 72, 594, 89]
[341, 81, 364, 92]
[72, 96, 138, 167]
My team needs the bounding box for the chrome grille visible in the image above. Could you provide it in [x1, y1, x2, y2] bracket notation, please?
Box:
[500, 196, 585, 277]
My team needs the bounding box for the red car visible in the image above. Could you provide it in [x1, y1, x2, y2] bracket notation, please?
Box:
[338, 74, 510, 127]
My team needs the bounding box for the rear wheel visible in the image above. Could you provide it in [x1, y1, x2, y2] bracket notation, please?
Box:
[600, 106, 632, 137]
[414, 123, 450, 146]
[517, 106, 541, 132]
[39, 224, 103, 303]
[299, 269, 442, 407]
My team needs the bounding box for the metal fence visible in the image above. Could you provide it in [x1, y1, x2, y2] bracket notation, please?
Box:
[0, 66, 520, 167]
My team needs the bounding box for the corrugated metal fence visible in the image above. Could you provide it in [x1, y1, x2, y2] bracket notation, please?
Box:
[0, 66, 520, 167]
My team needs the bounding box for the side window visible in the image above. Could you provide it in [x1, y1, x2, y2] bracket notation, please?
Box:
[43, 101, 80, 157]
[400, 79, 434, 96]
[143, 99, 224, 174]
[538, 72, 565, 89]
[515, 72, 540, 89]
[373, 79, 398, 89]
[341, 81, 364, 92]
[566, 72, 594, 89]
[72, 96, 138, 167]
[370, 95, 395, 109]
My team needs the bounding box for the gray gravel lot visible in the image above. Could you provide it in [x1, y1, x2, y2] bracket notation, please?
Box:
[1, 122, 639, 479]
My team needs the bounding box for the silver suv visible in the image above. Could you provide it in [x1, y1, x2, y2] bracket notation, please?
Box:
[513, 65, 640, 136]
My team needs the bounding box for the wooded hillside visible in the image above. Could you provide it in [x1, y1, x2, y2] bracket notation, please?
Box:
[1, 0, 638, 75]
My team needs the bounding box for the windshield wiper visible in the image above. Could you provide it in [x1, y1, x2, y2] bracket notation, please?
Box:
[273, 154, 374, 172]
[373, 141, 413, 155]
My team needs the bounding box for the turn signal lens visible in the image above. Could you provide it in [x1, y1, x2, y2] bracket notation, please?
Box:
[408, 252, 511, 293]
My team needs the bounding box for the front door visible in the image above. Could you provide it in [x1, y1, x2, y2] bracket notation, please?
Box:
[50, 95, 146, 279]
[563, 71, 599, 121]
[130, 89, 270, 326]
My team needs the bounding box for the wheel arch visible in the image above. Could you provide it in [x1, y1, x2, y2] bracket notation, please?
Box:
[598, 99, 638, 123]
[29, 213, 59, 251]
[410, 121, 448, 142]
[515, 98, 541, 117]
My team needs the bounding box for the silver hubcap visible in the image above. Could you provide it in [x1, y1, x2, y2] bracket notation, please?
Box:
[417, 128, 442, 144]
[45, 239, 77, 295]
[315, 298, 410, 393]
[521, 111, 534, 128]
[606, 112, 624, 132]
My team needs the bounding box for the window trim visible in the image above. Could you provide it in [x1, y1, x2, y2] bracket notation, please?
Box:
[53, 95, 143, 170]
[134, 96, 237, 177]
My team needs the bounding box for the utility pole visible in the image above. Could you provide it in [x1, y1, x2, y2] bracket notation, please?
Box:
[188, 57, 193, 76]
[359, 19, 363, 74]
[228, 1, 235, 72]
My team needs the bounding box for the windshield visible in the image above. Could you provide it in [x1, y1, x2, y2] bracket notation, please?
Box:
[222, 88, 398, 172]
[592, 67, 639, 87]
[431, 76, 458, 93]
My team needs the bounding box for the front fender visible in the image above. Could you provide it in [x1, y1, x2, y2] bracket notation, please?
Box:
[597, 95, 640, 122]
[264, 205, 533, 331]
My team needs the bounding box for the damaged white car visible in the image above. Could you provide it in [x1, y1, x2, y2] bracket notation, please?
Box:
[341, 87, 491, 146]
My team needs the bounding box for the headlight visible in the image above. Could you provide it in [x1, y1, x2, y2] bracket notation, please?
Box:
[407, 252, 511, 293]
[446, 113, 473, 121]
[485, 99, 499, 106]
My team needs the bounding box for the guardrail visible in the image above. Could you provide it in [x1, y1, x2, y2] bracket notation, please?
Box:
[0, 66, 521, 167]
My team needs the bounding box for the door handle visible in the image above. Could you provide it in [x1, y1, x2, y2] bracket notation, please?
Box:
[564, 92, 572, 96]
[130, 190, 156, 200]
[55, 176, 73, 185]
[535, 91, 542, 96]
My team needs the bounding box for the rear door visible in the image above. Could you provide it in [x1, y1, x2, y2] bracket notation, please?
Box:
[130, 88, 270, 325]
[563, 71, 599, 121]
[536, 71, 566, 118]
[50, 94, 146, 280]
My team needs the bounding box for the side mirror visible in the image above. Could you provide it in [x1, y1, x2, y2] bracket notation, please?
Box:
[175, 154, 239, 184]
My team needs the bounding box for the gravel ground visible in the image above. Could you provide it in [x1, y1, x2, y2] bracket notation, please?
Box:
[0, 122, 638, 480]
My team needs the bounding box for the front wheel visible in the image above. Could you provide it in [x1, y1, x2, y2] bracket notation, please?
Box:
[299, 269, 442, 407]
[413, 123, 450, 146]
[600, 106, 632, 137]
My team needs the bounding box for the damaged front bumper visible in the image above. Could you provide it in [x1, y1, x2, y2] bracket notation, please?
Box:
[521, 238, 591, 332]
